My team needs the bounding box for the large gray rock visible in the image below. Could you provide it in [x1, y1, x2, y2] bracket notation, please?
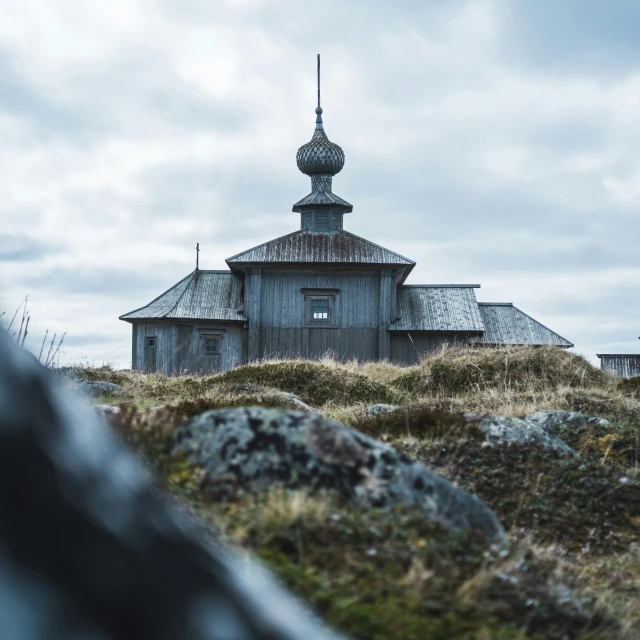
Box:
[0, 333, 345, 640]
[526, 410, 610, 431]
[77, 380, 131, 399]
[173, 407, 505, 542]
[464, 414, 575, 455]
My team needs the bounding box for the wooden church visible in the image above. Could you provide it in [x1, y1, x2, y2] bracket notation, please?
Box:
[120, 62, 572, 374]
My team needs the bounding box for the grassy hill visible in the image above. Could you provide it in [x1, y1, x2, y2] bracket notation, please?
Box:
[75, 346, 640, 639]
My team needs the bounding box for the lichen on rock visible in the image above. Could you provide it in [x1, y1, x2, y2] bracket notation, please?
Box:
[172, 407, 505, 542]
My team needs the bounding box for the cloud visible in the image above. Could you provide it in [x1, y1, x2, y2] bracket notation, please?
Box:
[1, 0, 638, 368]
[0, 233, 58, 262]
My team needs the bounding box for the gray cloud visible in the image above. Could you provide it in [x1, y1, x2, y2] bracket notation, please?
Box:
[2, 0, 639, 368]
[0, 233, 58, 262]
[21, 266, 183, 298]
[500, 0, 640, 75]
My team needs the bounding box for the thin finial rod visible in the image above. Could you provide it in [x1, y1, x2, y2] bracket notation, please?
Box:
[196, 242, 200, 270]
[317, 53, 321, 109]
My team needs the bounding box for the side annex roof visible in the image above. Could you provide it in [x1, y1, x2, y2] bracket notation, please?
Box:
[391, 285, 485, 332]
[120, 270, 246, 322]
[226, 229, 415, 270]
[474, 303, 573, 347]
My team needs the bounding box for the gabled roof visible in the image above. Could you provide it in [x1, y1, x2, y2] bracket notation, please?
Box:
[390, 285, 485, 332]
[120, 271, 246, 322]
[474, 303, 573, 347]
[226, 230, 415, 270]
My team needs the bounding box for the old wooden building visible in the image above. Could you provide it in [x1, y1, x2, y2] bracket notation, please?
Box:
[597, 339, 640, 378]
[120, 74, 573, 374]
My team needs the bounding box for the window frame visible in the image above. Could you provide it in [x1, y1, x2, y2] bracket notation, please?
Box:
[301, 288, 339, 329]
[145, 336, 157, 349]
[197, 328, 225, 356]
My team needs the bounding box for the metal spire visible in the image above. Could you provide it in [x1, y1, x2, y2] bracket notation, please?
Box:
[317, 53, 321, 110]
[196, 242, 200, 270]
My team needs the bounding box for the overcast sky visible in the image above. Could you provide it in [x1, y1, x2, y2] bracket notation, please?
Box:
[1, 0, 639, 368]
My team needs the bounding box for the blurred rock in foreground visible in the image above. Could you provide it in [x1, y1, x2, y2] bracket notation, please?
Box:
[0, 333, 345, 640]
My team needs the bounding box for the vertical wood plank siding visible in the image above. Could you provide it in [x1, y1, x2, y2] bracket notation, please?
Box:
[378, 269, 392, 359]
[390, 333, 470, 365]
[598, 355, 640, 379]
[258, 272, 380, 361]
[134, 322, 244, 374]
[131, 324, 138, 369]
[247, 268, 262, 361]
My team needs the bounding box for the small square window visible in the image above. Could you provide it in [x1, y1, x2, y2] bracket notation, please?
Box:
[145, 336, 156, 348]
[302, 288, 338, 328]
[312, 298, 330, 321]
[204, 337, 218, 354]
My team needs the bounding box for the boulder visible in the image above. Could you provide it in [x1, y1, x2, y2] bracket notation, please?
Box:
[526, 410, 610, 431]
[366, 403, 399, 416]
[173, 407, 505, 542]
[77, 380, 131, 399]
[464, 414, 575, 455]
[0, 333, 345, 640]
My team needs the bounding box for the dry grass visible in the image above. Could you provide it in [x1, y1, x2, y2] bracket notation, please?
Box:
[76, 345, 640, 639]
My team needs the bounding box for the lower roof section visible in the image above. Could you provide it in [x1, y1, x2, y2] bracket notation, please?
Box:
[391, 285, 484, 332]
[120, 270, 246, 322]
[473, 303, 573, 347]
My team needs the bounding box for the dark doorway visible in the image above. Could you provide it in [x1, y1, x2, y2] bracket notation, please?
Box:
[144, 336, 157, 373]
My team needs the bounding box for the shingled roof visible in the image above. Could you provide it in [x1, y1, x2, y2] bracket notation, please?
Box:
[390, 285, 485, 332]
[474, 303, 573, 347]
[120, 271, 246, 322]
[226, 230, 415, 271]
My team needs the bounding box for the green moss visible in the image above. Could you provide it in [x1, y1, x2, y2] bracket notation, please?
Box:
[208, 362, 404, 406]
[349, 405, 475, 441]
[404, 440, 640, 551]
[204, 495, 613, 640]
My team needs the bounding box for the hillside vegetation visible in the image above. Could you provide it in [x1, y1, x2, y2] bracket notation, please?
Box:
[74, 346, 640, 639]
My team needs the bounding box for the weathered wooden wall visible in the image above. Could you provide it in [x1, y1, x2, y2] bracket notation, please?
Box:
[132, 322, 245, 374]
[390, 332, 471, 365]
[599, 355, 640, 379]
[256, 271, 382, 361]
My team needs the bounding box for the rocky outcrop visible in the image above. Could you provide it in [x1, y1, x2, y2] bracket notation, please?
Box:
[526, 410, 610, 431]
[173, 407, 505, 542]
[464, 414, 576, 455]
[77, 380, 131, 399]
[0, 333, 345, 640]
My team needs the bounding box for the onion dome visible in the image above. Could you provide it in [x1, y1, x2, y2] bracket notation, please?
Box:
[296, 107, 345, 177]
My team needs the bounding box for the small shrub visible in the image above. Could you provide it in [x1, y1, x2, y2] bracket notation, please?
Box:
[209, 361, 404, 406]
[349, 405, 471, 441]
[619, 376, 640, 398]
[421, 346, 607, 395]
